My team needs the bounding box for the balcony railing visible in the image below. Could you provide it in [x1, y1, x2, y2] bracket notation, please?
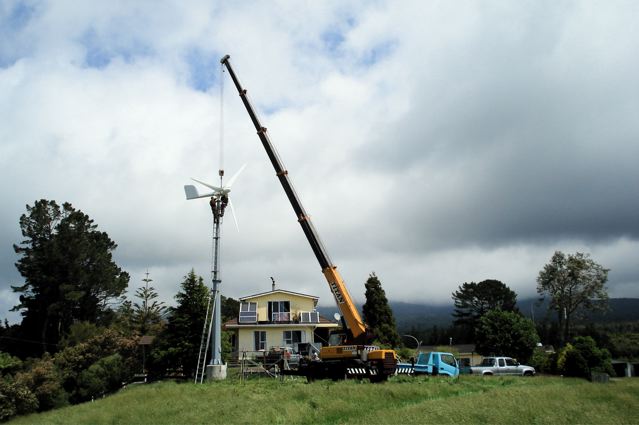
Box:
[299, 311, 320, 323]
[271, 312, 291, 322]
[238, 311, 321, 323]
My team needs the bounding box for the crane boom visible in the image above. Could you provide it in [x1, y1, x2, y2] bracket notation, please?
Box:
[220, 55, 367, 343]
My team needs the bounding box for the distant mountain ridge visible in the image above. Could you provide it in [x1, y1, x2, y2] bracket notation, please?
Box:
[317, 298, 639, 328]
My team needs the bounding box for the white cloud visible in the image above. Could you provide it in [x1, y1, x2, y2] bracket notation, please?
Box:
[1, 1, 638, 323]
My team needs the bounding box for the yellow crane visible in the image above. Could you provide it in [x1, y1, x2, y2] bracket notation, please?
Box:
[221, 55, 397, 382]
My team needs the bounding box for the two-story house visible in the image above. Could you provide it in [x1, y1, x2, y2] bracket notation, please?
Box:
[223, 288, 338, 357]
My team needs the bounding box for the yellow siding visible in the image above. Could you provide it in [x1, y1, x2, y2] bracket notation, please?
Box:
[237, 325, 317, 352]
[246, 292, 316, 322]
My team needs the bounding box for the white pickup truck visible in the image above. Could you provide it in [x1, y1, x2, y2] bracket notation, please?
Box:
[470, 356, 535, 376]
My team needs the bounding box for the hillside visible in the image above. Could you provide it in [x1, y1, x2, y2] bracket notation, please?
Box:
[9, 377, 639, 425]
[318, 298, 639, 328]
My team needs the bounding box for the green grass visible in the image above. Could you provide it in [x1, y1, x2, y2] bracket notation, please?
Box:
[9, 375, 639, 424]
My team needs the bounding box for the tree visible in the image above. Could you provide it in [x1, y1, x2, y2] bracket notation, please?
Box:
[220, 295, 240, 323]
[52, 328, 137, 403]
[151, 270, 209, 378]
[132, 271, 166, 335]
[11, 200, 129, 354]
[15, 355, 68, 411]
[474, 309, 539, 363]
[537, 251, 609, 346]
[0, 380, 38, 421]
[0, 351, 22, 376]
[452, 279, 518, 340]
[362, 273, 401, 347]
[609, 333, 639, 361]
[557, 336, 614, 378]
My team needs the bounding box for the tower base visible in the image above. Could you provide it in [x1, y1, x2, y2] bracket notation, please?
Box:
[206, 364, 227, 381]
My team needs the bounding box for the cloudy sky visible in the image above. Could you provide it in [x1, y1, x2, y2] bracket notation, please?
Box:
[2, 1, 638, 323]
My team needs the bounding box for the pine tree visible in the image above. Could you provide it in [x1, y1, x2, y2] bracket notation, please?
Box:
[132, 271, 166, 335]
[152, 270, 209, 378]
[452, 279, 518, 341]
[11, 200, 129, 355]
[362, 272, 401, 347]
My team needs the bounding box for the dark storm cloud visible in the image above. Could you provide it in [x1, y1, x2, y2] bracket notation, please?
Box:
[358, 3, 639, 252]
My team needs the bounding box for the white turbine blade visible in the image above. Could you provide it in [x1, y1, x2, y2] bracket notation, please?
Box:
[224, 163, 247, 189]
[228, 199, 240, 232]
[184, 185, 215, 200]
[191, 178, 222, 192]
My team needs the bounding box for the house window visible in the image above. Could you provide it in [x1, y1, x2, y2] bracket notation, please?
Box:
[299, 311, 320, 323]
[268, 301, 290, 322]
[239, 302, 257, 323]
[283, 330, 304, 347]
[254, 331, 266, 351]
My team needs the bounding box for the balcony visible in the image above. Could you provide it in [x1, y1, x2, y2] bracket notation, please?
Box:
[237, 311, 321, 324]
[271, 312, 291, 322]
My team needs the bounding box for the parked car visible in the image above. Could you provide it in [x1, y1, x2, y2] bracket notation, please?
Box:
[470, 356, 535, 376]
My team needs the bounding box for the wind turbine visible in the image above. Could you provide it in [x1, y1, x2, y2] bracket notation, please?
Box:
[185, 163, 245, 382]
[184, 163, 246, 231]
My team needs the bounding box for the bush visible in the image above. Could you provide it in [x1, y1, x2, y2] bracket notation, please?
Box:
[15, 356, 68, 411]
[77, 354, 128, 401]
[0, 378, 38, 421]
[59, 321, 102, 349]
[54, 329, 138, 402]
[0, 352, 22, 376]
[556, 337, 614, 379]
[395, 346, 415, 361]
[475, 309, 540, 363]
[560, 346, 589, 377]
[609, 333, 639, 360]
[529, 347, 552, 373]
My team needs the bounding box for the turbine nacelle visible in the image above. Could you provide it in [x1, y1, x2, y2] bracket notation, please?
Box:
[184, 163, 246, 200]
[184, 163, 246, 232]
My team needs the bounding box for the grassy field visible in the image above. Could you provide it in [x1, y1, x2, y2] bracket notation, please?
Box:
[9, 375, 639, 424]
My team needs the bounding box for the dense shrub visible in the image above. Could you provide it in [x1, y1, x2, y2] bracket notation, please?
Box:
[475, 309, 539, 363]
[78, 354, 128, 401]
[59, 321, 103, 349]
[0, 352, 22, 376]
[529, 347, 552, 373]
[15, 356, 68, 411]
[0, 378, 38, 421]
[54, 329, 138, 402]
[557, 337, 614, 378]
[395, 346, 415, 361]
[608, 333, 639, 361]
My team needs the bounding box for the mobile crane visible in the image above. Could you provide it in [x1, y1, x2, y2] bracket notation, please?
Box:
[220, 55, 397, 382]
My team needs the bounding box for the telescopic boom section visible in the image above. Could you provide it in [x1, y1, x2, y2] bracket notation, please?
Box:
[220, 55, 367, 343]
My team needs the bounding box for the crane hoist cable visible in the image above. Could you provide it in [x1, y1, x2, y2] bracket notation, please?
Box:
[212, 63, 226, 287]
[218, 62, 225, 182]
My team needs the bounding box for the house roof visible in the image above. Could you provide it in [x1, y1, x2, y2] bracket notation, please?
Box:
[239, 289, 319, 301]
